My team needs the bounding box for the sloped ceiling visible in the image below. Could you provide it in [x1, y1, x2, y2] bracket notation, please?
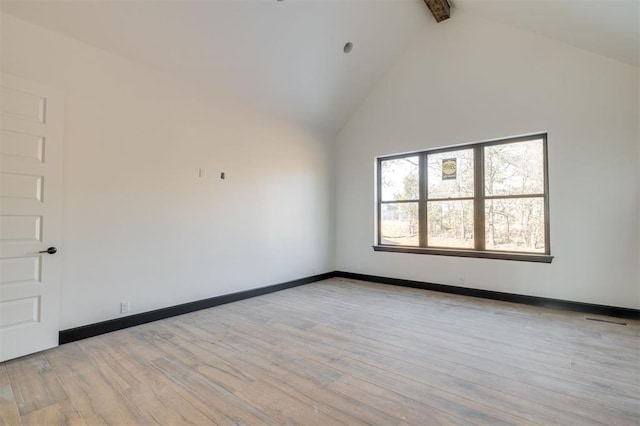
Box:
[454, 0, 639, 67]
[1, 0, 429, 133]
[2, 0, 638, 133]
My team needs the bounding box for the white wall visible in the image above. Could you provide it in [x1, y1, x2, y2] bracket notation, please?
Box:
[336, 13, 640, 309]
[1, 14, 335, 329]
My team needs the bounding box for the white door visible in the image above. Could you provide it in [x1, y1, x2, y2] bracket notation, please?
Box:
[0, 74, 64, 362]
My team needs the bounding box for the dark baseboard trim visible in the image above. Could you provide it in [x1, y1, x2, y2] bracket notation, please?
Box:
[334, 271, 640, 320]
[58, 272, 337, 344]
[59, 269, 638, 345]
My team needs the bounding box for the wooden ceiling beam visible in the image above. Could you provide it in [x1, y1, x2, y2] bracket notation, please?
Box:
[423, 0, 450, 23]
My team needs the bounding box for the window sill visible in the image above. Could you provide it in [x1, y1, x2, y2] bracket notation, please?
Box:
[372, 245, 553, 263]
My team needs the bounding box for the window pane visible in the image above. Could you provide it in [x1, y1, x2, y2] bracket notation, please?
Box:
[485, 197, 545, 253]
[484, 139, 544, 196]
[427, 149, 474, 199]
[380, 156, 419, 201]
[427, 200, 474, 248]
[380, 203, 419, 246]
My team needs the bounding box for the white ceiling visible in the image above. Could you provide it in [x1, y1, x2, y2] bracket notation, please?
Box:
[1, 0, 429, 133]
[454, 0, 639, 68]
[2, 0, 638, 133]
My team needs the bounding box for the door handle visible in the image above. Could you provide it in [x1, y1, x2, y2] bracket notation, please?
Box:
[39, 247, 58, 255]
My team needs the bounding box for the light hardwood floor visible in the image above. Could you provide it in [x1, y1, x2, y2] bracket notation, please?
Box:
[1, 278, 639, 425]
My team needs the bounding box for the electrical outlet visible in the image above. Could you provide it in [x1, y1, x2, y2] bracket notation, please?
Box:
[120, 301, 130, 314]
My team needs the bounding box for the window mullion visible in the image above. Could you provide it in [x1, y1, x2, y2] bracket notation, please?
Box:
[419, 153, 428, 247]
[474, 145, 485, 251]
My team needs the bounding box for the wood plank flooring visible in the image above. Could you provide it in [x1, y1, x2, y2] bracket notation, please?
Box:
[2, 278, 639, 425]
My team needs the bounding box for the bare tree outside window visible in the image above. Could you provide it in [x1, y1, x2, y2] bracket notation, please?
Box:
[426, 148, 474, 248]
[484, 139, 545, 252]
[380, 156, 419, 246]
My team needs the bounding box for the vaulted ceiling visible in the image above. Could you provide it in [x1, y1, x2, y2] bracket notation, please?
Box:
[453, 0, 639, 68]
[2, 0, 638, 133]
[1, 0, 428, 133]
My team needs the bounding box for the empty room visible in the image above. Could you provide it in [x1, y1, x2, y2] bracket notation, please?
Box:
[0, 0, 638, 424]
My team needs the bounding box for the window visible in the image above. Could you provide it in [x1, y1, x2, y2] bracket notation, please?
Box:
[375, 134, 552, 262]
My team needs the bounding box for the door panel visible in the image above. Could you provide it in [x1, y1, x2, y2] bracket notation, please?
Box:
[0, 74, 64, 361]
[0, 172, 44, 201]
[0, 256, 41, 285]
[2, 87, 46, 124]
[1, 130, 45, 162]
[0, 215, 43, 242]
[0, 296, 40, 329]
